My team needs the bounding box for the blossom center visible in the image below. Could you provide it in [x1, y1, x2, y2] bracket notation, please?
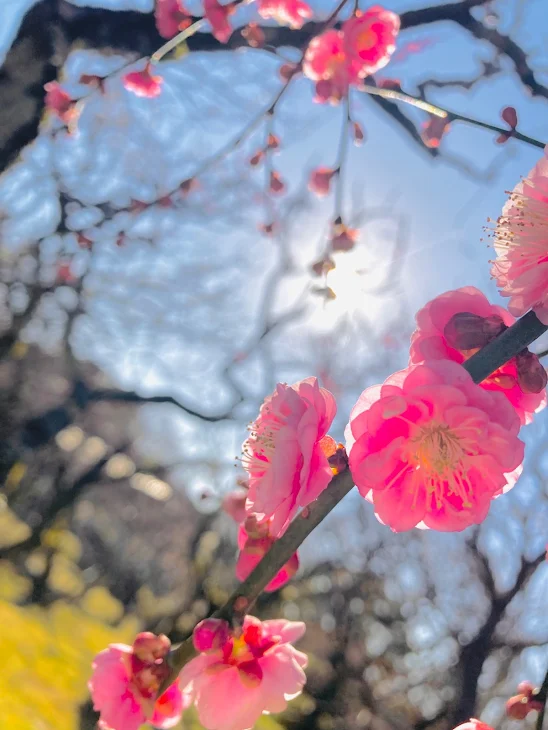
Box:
[357, 28, 376, 51]
[407, 422, 473, 510]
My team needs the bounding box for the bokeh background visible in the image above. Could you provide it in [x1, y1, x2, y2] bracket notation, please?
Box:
[1, 0, 547, 729]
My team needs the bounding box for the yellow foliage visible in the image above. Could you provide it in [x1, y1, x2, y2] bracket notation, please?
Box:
[0, 598, 140, 730]
[41, 528, 82, 562]
[9, 340, 29, 359]
[80, 586, 124, 624]
[0, 562, 31, 602]
[4, 461, 27, 493]
[47, 554, 86, 597]
[0, 507, 31, 548]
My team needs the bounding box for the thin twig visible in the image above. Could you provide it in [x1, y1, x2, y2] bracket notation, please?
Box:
[360, 85, 546, 150]
[536, 666, 548, 730]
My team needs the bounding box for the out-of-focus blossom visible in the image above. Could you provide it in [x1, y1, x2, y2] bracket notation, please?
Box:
[309, 167, 336, 197]
[44, 82, 79, 126]
[303, 6, 399, 103]
[279, 63, 299, 82]
[179, 616, 307, 730]
[269, 171, 286, 194]
[267, 133, 280, 151]
[506, 681, 543, 720]
[123, 64, 164, 98]
[492, 147, 548, 324]
[421, 114, 451, 148]
[311, 255, 336, 276]
[222, 489, 248, 523]
[204, 0, 234, 43]
[243, 377, 336, 535]
[257, 0, 312, 29]
[345, 359, 524, 532]
[303, 29, 356, 104]
[352, 121, 365, 145]
[342, 6, 400, 76]
[236, 516, 299, 591]
[155, 0, 192, 38]
[89, 632, 188, 730]
[409, 287, 547, 424]
[242, 22, 265, 47]
[452, 721, 495, 730]
[250, 149, 265, 167]
[330, 220, 359, 251]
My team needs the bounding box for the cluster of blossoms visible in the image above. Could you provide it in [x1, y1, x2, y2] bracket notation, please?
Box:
[86, 7, 548, 727]
[303, 5, 400, 103]
[90, 619, 308, 730]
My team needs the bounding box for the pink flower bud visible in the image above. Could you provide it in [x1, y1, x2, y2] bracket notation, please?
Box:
[204, 0, 234, 43]
[133, 632, 171, 662]
[311, 256, 335, 276]
[309, 167, 336, 197]
[44, 82, 79, 126]
[330, 221, 359, 252]
[269, 171, 286, 195]
[267, 133, 280, 150]
[193, 618, 231, 652]
[123, 63, 163, 98]
[242, 22, 265, 47]
[250, 149, 265, 166]
[279, 63, 299, 82]
[515, 350, 548, 394]
[443, 312, 506, 351]
[353, 121, 365, 145]
[421, 114, 451, 149]
[155, 0, 192, 39]
[501, 106, 518, 129]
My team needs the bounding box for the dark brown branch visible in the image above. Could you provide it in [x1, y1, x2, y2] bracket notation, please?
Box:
[86, 389, 238, 422]
[451, 553, 545, 725]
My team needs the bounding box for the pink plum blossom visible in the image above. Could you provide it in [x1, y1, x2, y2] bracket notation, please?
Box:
[123, 64, 164, 98]
[89, 632, 188, 730]
[243, 377, 336, 536]
[155, 0, 192, 38]
[303, 29, 357, 104]
[492, 147, 548, 324]
[257, 0, 312, 29]
[409, 287, 547, 424]
[303, 6, 399, 103]
[342, 5, 400, 77]
[236, 516, 299, 591]
[179, 616, 307, 730]
[204, 0, 234, 43]
[345, 359, 524, 532]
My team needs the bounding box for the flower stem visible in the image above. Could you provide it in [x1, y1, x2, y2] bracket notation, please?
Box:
[162, 309, 548, 689]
